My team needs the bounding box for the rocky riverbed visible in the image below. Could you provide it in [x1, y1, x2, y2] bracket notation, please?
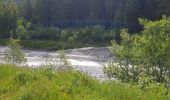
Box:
[0, 46, 114, 80]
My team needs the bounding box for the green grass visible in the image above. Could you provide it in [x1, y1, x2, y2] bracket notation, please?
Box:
[0, 39, 83, 50]
[0, 64, 169, 100]
[0, 39, 8, 46]
[0, 39, 110, 50]
[19, 40, 84, 50]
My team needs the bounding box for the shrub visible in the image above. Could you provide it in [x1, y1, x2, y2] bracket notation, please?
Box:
[47, 50, 73, 72]
[16, 18, 31, 40]
[3, 38, 27, 65]
[91, 25, 105, 42]
[57, 50, 72, 71]
[16, 25, 27, 39]
[68, 36, 75, 47]
[104, 29, 139, 83]
[104, 17, 170, 86]
[60, 30, 69, 40]
[30, 26, 60, 40]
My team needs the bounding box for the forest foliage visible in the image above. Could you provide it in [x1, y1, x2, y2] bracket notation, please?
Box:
[104, 17, 170, 93]
[1, 0, 170, 41]
[0, 0, 170, 98]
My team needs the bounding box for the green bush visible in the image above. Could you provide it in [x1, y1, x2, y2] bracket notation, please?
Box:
[16, 25, 27, 39]
[16, 18, 31, 40]
[3, 38, 27, 65]
[19, 40, 83, 50]
[68, 36, 75, 47]
[0, 24, 117, 50]
[19, 25, 116, 46]
[60, 30, 70, 40]
[104, 17, 170, 88]
[32, 26, 60, 40]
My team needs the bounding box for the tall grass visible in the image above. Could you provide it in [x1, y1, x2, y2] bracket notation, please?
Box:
[0, 64, 169, 100]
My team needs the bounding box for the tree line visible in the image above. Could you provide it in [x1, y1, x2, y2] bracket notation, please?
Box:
[18, 0, 170, 30]
[1, 0, 170, 38]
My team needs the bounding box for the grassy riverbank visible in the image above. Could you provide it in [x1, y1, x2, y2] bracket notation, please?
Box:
[0, 64, 169, 100]
[0, 39, 109, 50]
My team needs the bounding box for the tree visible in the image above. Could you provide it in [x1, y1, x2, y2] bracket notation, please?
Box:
[89, 0, 106, 20]
[104, 29, 139, 82]
[0, 0, 18, 38]
[133, 18, 170, 82]
[16, 18, 31, 39]
[1, 0, 170, 36]
[23, 0, 34, 21]
[104, 17, 170, 84]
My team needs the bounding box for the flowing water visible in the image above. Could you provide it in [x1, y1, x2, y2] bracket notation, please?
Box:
[0, 46, 114, 80]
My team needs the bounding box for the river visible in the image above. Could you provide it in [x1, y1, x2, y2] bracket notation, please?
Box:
[0, 46, 114, 80]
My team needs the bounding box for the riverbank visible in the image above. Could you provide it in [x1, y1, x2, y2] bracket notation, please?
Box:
[0, 39, 110, 51]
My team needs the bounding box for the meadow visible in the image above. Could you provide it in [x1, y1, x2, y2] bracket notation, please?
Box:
[0, 64, 169, 100]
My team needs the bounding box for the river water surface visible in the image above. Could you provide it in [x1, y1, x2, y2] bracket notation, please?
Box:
[0, 46, 114, 80]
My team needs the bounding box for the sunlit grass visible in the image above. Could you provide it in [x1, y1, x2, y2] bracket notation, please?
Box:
[0, 64, 169, 100]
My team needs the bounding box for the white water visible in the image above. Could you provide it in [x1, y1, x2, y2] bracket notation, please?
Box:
[0, 46, 114, 80]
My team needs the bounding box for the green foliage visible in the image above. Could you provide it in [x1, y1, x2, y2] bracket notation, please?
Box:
[16, 18, 31, 39]
[1, 0, 170, 39]
[134, 17, 170, 82]
[16, 24, 27, 39]
[104, 29, 139, 83]
[90, 25, 105, 43]
[0, 0, 18, 38]
[105, 17, 170, 87]
[32, 26, 60, 40]
[60, 30, 69, 40]
[15, 25, 115, 49]
[18, 40, 84, 50]
[57, 50, 73, 71]
[16, 0, 170, 32]
[3, 38, 27, 65]
[67, 36, 75, 47]
[0, 64, 169, 100]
